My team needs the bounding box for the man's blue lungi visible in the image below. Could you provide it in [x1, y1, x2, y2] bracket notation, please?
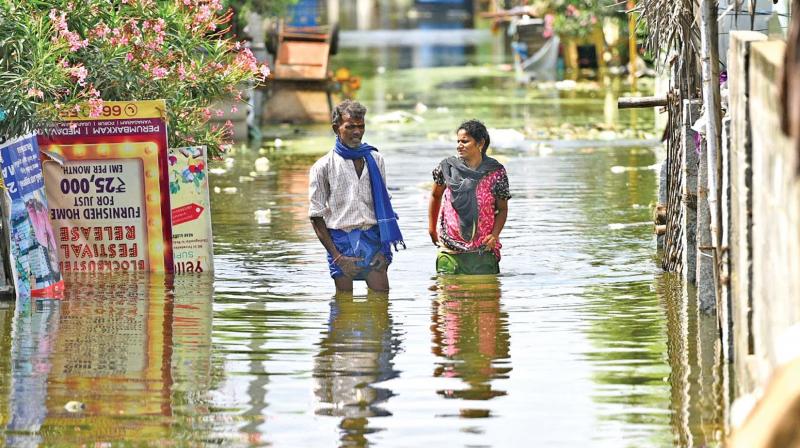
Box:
[327, 226, 393, 279]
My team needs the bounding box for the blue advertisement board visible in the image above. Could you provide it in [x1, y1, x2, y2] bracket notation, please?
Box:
[0, 134, 63, 298]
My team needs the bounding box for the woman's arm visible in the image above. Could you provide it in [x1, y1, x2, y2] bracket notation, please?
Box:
[428, 183, 446, 246]
[482, 198, 508, 250]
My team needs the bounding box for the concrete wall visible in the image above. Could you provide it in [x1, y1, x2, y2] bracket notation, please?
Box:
[727, 31, 765, 395]
[728, 32, 800, 397]
[748, 39, 800, 380]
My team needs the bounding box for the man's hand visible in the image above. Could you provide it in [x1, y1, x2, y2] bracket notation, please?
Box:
[369, 252, 388, 272]
[335, 255, 364, 278]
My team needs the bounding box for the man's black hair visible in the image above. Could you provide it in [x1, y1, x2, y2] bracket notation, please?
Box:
[458, 119, 490, 154]
[332, 99, 367, 127]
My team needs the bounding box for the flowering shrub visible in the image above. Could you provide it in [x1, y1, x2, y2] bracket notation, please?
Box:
[0, 0, 270, 158]
[227, 0, 297, 18]
[528, 0, 613, 39]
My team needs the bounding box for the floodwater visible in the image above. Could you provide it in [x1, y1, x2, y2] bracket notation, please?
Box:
[0, 42, 725, 446]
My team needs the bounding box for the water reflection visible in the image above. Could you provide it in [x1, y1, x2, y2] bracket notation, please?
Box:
[0, 273, 214, 446]
[314, 291, 400, 446]
[431, 275, 510, 417]
[0, 301, 11, 432]
[168, 275, 215, 434]
[5, 297, 60, 447]
[659, 275, 725, 447]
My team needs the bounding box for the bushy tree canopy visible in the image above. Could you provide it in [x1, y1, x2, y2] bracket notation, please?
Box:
[0, 0, 270, 158]
[526, 0, 620, 38]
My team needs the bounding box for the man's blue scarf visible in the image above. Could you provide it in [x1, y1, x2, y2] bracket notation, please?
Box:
[334, 138, 405, 250]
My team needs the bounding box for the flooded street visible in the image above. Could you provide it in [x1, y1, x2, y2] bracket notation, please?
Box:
[0, 44, 724, 447]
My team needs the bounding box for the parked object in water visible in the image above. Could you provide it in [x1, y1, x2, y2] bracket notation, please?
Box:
[263, 19, 340, 124]
[510, 17, 560, 83]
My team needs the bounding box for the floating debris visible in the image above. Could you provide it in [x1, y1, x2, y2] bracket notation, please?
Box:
[209, 168, 227, 175]
[608, 222, 652, 230]
[372, 110, 424, 124]
[489, 128, 525, 149]
[611, 164, 659, 174]
[64, 401, 86, 413]
[528, 143, 554, 156]
[254, 157, 271, 172]
[222, 187, 238, 194]
[554, 80, 578, 90]
[238, 176, 254, 183]
[254, 209, 272, 225]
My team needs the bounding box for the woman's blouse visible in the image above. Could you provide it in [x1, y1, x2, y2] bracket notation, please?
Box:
[433, 163, 511, 259]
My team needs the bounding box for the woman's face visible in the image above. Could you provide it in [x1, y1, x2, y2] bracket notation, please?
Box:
[457, 129, 483, 160]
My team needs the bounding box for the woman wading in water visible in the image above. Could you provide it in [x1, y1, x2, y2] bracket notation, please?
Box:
[428, 120, 511, 274]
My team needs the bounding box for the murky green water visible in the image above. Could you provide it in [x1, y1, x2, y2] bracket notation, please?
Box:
[0, 42, 723, 447]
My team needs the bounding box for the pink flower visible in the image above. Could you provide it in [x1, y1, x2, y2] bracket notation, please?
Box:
[91, 22, 111, 38]
[66, 32, 89, 51]
[566, 4, 579, 17]
[26, 88, 45, 99]
[70, 65, 88, 86]
[49, 10, 67, 32]
[230, 105, 238, 113]
[543, 14, 555, 38]
[152, 18, 165, 33]
[88, 97, 104, 117]
[49, 9, 88, 51]
[151, 66, 168, 79]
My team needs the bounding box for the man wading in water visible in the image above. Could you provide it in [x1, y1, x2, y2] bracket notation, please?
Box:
[308, 100, 405, 292]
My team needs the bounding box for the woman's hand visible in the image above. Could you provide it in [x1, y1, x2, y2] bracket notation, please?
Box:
[335, 255, 363, 278]
[429, 228, 439, 247]
[481, 234, 499, 250]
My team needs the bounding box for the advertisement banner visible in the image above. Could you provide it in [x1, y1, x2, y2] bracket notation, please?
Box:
[0, 134, 64, 298]
[38, 100, 173, 273]
[168, 146, 214, 273]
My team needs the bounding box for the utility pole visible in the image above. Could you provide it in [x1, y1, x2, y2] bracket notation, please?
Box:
[699, 0, 722, 313]
[627, 0, 638, 91]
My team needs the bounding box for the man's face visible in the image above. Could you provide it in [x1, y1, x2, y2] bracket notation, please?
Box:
[334, 114, 365, 148]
